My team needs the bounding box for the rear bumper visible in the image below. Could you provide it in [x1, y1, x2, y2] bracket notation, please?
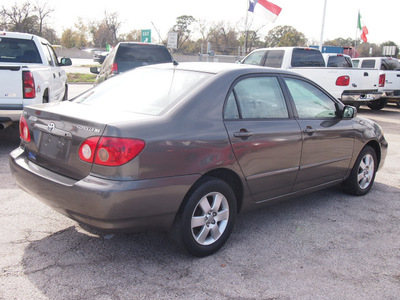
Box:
[9, 147, 199, 232]
[0, 110, 22, 121]
[341, 91, 384, 104]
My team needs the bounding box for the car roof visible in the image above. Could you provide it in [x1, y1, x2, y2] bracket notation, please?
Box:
[147, 61, 297, 76]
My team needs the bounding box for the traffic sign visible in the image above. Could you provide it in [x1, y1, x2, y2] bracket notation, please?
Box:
[141, 30, 151, 43]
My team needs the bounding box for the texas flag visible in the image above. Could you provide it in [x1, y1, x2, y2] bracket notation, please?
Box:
[248, 0, 282, 23]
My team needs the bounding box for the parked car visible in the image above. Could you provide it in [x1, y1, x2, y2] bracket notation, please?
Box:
[10, 62, 388, 257]
[90, 42, 174, 85]
[93, 50, 109, 64]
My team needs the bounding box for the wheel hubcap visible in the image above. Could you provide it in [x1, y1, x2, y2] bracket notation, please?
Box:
[357, 153, 375, 189]
[191, 192, 229, 246]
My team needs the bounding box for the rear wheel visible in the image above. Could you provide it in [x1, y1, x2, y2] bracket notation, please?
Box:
[169, 177, 237, 257]
[341, 146, 377, 196]
[367, 99, 388, 110]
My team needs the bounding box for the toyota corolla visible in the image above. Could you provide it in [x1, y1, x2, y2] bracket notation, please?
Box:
[10, 62, 388, 257]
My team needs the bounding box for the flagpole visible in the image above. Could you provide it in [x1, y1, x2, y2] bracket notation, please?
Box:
[354, 10, 359, 58]
[245, 6, 249, 55]
[319, 0, 327, 51]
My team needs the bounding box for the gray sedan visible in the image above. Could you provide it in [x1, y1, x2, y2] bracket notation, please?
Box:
[10, 62, 388, 257]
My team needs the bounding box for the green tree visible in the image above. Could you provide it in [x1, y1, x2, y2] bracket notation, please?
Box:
[119, 30, 142, 42]
[1, 2, 38, 33]
[1, 1, 55, 40]
[324, 37, 355, 47]
[265, 25, 306, 47]
[207, 22, 239, 55]
[172, 15, 196, 52]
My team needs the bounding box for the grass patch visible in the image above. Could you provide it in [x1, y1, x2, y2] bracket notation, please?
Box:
[68, 73, 96, 83]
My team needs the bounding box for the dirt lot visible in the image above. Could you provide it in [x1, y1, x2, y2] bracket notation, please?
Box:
[0, 102, 399, 300]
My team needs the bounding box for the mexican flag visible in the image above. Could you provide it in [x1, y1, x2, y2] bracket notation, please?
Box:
[358, 11, 368, 43]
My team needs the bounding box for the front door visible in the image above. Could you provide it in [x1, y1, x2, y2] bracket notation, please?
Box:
[282, 76, 355, 191]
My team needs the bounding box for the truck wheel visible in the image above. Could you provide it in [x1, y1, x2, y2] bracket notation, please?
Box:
[169, 177, 237, 257]
[367, 99, 388, 110]
[341, 145, 377, 196]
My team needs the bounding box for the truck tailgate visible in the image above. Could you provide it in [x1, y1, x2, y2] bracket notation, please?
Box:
[0, 66, 23, 105]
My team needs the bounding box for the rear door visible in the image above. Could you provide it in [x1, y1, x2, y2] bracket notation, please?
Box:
[224, 75, 302, 202]
[282, 76, 355, 191]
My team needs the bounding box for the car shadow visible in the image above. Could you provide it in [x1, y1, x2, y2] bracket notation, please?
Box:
[0, 122, 20, 150]
[20, 180, 400, 299]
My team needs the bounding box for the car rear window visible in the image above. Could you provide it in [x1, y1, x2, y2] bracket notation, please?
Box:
[291, 48, 325, 67]
[74, 67, 212, 115]
[360, 60, 376, 68]
[327, 56, 352, 68]
[0, 37, 42, 63]
[116, 44, 172, 63]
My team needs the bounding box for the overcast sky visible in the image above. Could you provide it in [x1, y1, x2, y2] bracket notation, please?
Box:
[8, 0, 400, 46]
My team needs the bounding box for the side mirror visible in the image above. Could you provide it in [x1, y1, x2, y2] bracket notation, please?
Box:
[90, 67, 100, 74]
[60, 57, 72, 66]
[342, 105, 357, 119]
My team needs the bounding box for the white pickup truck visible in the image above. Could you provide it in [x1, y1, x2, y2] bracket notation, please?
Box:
[0, 31, 72, 129]
[240, 47, 385, 108]
[352, 57, 400, 108]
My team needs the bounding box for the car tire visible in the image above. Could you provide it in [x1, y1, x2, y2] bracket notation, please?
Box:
[341, 145, 377, 196]
[169, 177, 237, 257]
[62, 85, 68, 101]
[367, 99, 388, 110]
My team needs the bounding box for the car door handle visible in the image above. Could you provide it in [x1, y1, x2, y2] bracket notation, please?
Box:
[303, 126, 316, 135]
[234, 131, 253, 139]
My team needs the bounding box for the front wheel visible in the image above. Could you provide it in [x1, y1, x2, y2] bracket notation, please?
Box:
[169, 177, 237, 257]
[341, 146, 377, 196]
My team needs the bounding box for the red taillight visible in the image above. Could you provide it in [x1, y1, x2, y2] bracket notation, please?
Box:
[23, 71, 36, 98]
[111, 63, 118, 74]
[336, 75, 350, 86]
[19, 115, 31, 142]
[79, 137, 145, 166]
[379, 74, 386, 87]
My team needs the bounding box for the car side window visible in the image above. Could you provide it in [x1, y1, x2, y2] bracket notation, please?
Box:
[43, 44, 55, 66]
[242, 50, 265, 65]
[284, 77, 337, 118]
[224, 76, 289, 119]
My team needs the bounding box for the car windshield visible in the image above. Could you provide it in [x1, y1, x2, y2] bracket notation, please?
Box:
[73, 67, 212, 115]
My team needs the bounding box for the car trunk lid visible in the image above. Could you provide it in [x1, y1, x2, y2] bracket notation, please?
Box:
[21, 101, 149, 180]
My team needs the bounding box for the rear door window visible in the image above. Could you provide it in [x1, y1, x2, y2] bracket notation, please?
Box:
[224, 76, 289, 119]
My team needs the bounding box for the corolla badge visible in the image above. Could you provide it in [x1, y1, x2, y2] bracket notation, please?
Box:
[47, 122, 56, 131]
